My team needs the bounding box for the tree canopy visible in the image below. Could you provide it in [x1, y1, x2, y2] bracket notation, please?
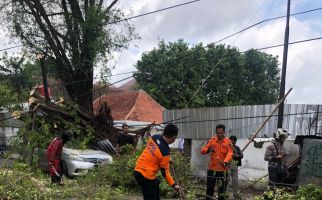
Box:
[0, 54, 42, 111]
[0, 0, 137, 113]
[134, 39, 280, 109]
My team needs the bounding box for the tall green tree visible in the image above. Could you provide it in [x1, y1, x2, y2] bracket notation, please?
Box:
[134, 40, 280, 109]
[0, 54, 42, 111]
[135, 39, 207, 108]
[241, 50, 280, 104]
[0, 0, 137, 113]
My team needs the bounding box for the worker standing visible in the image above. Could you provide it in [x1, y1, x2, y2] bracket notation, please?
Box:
[46, 130, 72, 184]
[201, 124, 233, 200]
[116, 123, 136, 155]
[229, 135, 243, 199]
[264, 128, 290, 188]
[134, 124, 181, 200]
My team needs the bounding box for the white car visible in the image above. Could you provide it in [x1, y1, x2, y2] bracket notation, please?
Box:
[39, 147, 113, 177]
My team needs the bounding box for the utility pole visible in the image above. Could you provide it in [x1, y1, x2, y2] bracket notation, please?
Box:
[37, 53, 50, 103]
[277, 0, 291, 128]
[315, 105, 319, 135]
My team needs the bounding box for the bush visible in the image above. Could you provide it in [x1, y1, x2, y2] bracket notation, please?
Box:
[296, 184, 322, 200]
[254, 184, 322, 200]
[97, 145, 142, 191]
[100, 145, 199, 199]
[0, 160, 124, 200]
[0, 162, 51, 200]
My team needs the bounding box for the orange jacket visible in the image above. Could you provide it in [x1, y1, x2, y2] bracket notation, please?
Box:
[134, 135, 175, 186]
[201, 137, 233, 171]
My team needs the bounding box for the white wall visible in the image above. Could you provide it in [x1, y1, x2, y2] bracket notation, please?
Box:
[0, 127, 19, 146]
[191, 138, 299, 181]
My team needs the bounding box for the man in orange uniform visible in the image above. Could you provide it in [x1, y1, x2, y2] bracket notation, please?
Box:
[134, 124, 181, 200]
[201, 124, 233, 200]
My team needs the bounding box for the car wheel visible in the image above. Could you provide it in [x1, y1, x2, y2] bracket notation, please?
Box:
[61, 161, 70, 178]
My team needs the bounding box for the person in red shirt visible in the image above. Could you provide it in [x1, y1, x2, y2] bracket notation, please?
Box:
[201, 124, 233, 200]
[46, 130, 72, 184]
[134, 124, 181, 200]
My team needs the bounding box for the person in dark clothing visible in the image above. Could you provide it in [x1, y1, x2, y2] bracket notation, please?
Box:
[116, 124, 135, 155]
[229, 135, 243, 199]
[46, 130, 72, 184]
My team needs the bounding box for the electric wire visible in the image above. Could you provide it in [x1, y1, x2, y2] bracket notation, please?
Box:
[108, 0, 202, 25]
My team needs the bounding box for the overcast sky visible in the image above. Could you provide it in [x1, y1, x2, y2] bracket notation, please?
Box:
[105, 0, 322, 105]
[1, 0, 321, 105]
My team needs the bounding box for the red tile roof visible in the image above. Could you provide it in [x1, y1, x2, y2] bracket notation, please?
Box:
[93, 90, 164, 123]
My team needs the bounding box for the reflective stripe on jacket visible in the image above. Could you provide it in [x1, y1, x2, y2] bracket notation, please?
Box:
[201, 137, 233, 171]
[134, 135, 175, 186]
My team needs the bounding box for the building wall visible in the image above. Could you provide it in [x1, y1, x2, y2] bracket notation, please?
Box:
[190, 139, 299, 181]
[298, 138, 322, 186]
[0, 127, 19, 146]
[0, 113, 23, 146]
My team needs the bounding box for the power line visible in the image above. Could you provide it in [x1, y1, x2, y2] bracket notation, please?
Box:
[1, 7, 321, 53]
[139, 7, 322, 106]
[10, 33, 319, 108]
[264, 0, 277, 20]
[108, 0, 201, 24]
[109, 111, 318, 127]
[5, 36, 322, 102]
[48, 71, 136, 88]
[0, 111, 32, 122]
[237, 36, 322, 54]
[185, 35, 322, 104]
[212, 7, 322, 45]
[0, 1, 203, 51]
[76, 75, 133, 98]
[143, 6, 322, 71]
[0, 44, 23, 52]
[95, 71, 135, 79]
[172, 111, 318, 124]
[186, 1, 272, 105]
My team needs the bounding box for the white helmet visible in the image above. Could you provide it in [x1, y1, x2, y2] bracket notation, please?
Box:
[273, 128, 290, 139]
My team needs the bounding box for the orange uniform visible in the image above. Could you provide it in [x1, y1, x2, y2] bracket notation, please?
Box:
[201, 137, 233, 171]
[135, 134, 175, 186]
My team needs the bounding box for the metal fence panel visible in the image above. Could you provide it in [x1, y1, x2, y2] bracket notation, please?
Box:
[163, 104, 322, 139]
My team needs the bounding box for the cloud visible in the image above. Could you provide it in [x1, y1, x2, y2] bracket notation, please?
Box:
[231, 17, 322, 104]
[108, 1, 322, 104]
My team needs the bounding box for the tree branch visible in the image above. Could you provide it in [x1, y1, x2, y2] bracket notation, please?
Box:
[106, 0, 118, 11]
[47, 12, 65, 17]
[89, 0, 95, 7]
[0, 65, 12, 73]
[98, 0, 104, 9]
[23, 0, 73, 77]
[67, 0, 85, 25]
[32, 0, 72, 65]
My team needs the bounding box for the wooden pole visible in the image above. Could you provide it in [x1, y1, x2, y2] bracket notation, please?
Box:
[241, 88, 293, 152]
